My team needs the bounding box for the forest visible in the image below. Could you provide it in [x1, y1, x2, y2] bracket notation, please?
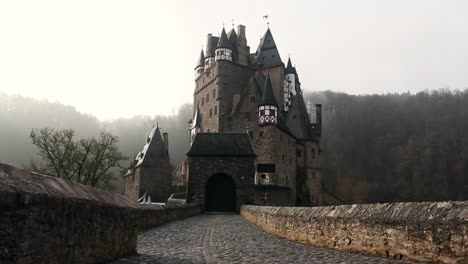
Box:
[0, 90, 466, 203]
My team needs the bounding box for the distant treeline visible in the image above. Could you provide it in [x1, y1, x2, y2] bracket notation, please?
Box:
[305, 89, 468, 203]
[0, 90, 467, 203]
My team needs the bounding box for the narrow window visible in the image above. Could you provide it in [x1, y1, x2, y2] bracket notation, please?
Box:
[202, 98, 204, 106]
[259, 131, 264, 137]
[214, 105, 218, 115]
[207, 94, 209, 102]
[213, 90, 216, 98]
[296, 149, 302, 158]
[312, 148, 315, 159]
[250, 96, 255, 103]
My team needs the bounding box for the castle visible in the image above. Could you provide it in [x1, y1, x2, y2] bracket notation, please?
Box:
[124, 24, 322, 210]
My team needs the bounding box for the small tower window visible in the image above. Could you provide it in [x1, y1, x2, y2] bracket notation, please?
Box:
[209, 109, 212, 117]
[214, 105, 218, 115]
[213, 90, 216, 98]
[311, 148, 316, 159]
[259, 131, 264, 137]
[250, 96, 255, 103]
[206, 94, 209, 102]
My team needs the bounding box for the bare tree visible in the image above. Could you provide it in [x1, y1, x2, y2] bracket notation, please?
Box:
[29, 128, 127, 190]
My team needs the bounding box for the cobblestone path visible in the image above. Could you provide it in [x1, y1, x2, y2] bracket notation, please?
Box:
[113, 214, 416, 264]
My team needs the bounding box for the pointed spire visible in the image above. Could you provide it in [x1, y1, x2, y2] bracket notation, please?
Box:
[259, 71, 278, 107]
[254, 28, 282, 67]
[227, 28, 237, 45]
[195, 49, 205, 69]
[285, 56, 295, 74]
[217, 27, 230, 49]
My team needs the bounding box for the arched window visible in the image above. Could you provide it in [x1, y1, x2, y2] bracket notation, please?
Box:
[250, 96, 255, 103]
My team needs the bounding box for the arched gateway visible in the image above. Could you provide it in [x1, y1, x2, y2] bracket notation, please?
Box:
[205, 174, 236, 212]
[186, 133, 256, 212]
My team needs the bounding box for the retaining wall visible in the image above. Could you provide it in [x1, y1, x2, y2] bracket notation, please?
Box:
[241, 203, 467, 263]
[0, 163, 200, 264]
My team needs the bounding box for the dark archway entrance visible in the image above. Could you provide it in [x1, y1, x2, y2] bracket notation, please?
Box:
[205, 174, 236, 212]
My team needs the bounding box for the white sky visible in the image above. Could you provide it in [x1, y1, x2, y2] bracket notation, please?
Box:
[1, 0, 467, 120]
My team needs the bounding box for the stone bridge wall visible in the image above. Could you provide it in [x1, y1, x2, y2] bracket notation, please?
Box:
[0, 163, 200, 264]
[241, 203, 467, 263]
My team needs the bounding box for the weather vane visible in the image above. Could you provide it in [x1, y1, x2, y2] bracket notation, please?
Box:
[263, 15, 269, 28]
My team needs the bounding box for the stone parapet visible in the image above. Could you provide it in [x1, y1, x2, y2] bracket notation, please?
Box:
[241, 203, 467, 263]
[0, 163, 200, 264]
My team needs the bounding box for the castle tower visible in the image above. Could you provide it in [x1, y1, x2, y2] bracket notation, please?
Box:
[258, 72, 278, 126]
[284, 57, 296, 111]
[204, 34, 218, 68]
[123, 126, 174, 203]
[215, 28, 233, 62]
[188, 24, 322, 207]
[195, 49, 205, 78]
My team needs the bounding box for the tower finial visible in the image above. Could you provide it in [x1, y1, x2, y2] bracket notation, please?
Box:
[232, 19, 234, 29]
[263, 15, 269, 28]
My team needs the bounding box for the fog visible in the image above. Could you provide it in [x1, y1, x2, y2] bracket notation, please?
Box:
[1, 0, 467, 120]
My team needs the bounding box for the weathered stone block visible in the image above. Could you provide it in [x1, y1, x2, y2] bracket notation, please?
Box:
[241, 202, 467, 263]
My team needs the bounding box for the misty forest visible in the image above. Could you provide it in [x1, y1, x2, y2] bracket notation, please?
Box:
[1, 89, 466, 204]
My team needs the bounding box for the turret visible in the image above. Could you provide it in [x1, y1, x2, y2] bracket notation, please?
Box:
[284, 57, 296, 111]
[195, 49, 205, 78]
[205, 34, 217, 68]
[258, 72, 278, 126]
[215, 28, 232, 61]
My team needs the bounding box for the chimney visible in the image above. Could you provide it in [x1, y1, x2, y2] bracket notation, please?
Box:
[162, 132, 169, 151]
[315, 104, 322, 136]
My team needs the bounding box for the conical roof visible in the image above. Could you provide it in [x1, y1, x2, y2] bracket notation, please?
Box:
[286, 93, 312, 140]
[285, 57, 295, 74]
[254, 28, 283, 67]
[227, 28, 238, 45]
[217, 28, 231, 49]
[195, 49, 205, 70]
[258, 72, 278, 107]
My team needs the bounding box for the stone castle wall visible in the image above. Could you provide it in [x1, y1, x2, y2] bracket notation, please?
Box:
[0, 163, 200, 264]
[241, 203, 467, 263]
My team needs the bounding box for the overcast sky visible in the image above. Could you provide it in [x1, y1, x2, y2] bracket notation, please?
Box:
[1, 0, 467, 120]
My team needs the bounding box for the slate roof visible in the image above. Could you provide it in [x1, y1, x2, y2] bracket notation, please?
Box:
[187, 133, 256, 157]
[254, 72, 265, 93]
[133, 126, 169, 167]
[195, 49, 205, 69]
[191, 108, 201, 128]
[284, 57, 301, 84]
[258, 72, 278, 107]
[217, 28, 230, 49]
[227, 28, 238, 45]
[285, 57, 295, 74]
[253, 29, 283, 68]
[286, 93, 313, 140]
